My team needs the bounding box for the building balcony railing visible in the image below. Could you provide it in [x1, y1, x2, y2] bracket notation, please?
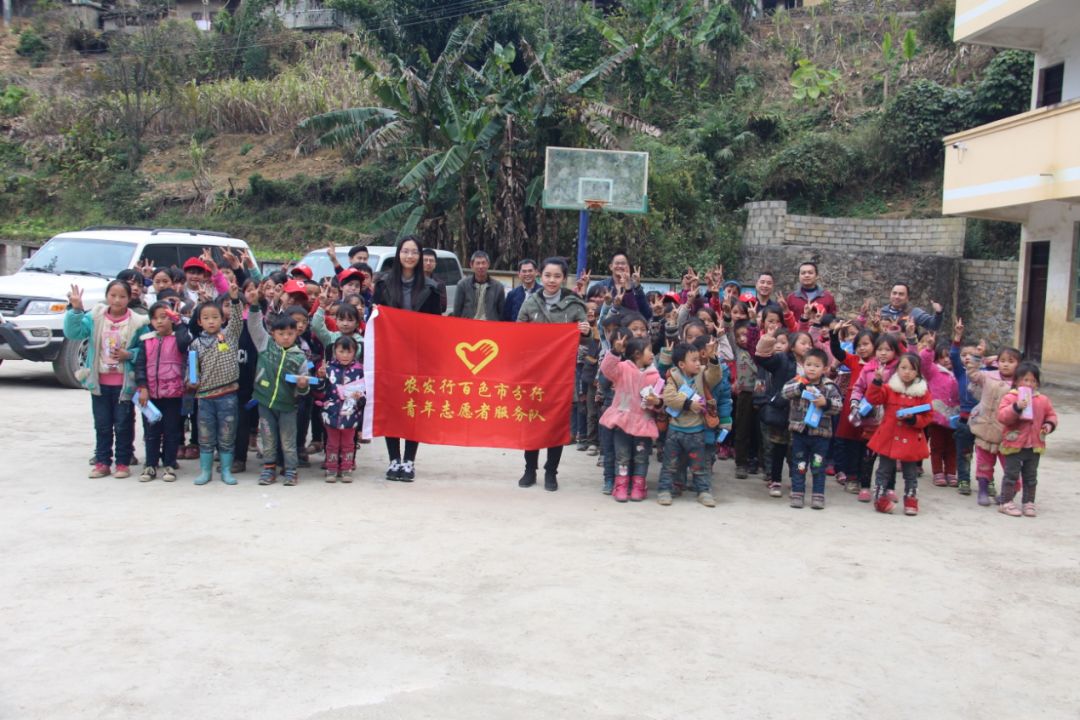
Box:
[942, 98, 1080, 221]
[954, 0, 1076, 49]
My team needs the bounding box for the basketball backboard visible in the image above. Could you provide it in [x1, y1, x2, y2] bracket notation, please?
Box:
[542, 147, 649, 214]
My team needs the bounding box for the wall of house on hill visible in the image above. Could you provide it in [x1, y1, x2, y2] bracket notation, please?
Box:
[740, 201, 1017, 346]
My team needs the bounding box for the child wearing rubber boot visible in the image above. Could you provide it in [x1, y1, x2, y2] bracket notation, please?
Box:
[189, 282, 243, 486]
[599, 335, 661, 502]
[246, 286, 311, 486]
[657, 342, 722, 507]
[780, 348, 843, 509]
[866, 352, 933, 516]
[966, 346, 1022, 506]
[995, 362, 1058, 518]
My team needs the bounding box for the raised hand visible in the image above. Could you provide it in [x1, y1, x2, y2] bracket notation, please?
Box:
[137, 258, 154, 278]
[905, 317, 917, 338]
[860, 298, 873, 316]
[228, 280, 240, 300]
[244, 283, 260, 306]
[931, 299, 943, 314]
[68, 284, 84, 311]
[612, 335, 627, 354]
[238, 249, 255, 269]
[222, 248, 241, 269]
[875, 364, 884, 381]
[631, 265, 641, 288]
[577, 320, 590, 335]
[953, 317, 964, 342]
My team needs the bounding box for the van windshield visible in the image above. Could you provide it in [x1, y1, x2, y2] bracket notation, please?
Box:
[297, 251, 381, 281]
[22, 237, 136, 279]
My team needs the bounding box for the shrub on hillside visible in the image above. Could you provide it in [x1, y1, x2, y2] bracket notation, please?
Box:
[760, 133, 856, 205]
[880, 79, 971, 176]
[16, 28, 49, 67]
[970, 49, 1034, 125]
[917, 0, 955, 49]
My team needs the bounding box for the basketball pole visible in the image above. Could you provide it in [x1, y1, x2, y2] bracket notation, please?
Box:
[576, 210, 589, 279]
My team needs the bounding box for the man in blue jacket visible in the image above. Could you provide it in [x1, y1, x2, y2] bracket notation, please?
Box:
[879, 283, 944, 331]
[590, 251, 652, 321]
[502, 258, 539, 321]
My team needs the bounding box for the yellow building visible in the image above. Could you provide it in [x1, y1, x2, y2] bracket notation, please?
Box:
[943, 0, 1080, 376]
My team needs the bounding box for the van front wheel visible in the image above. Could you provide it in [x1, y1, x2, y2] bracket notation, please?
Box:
[53, 338, 87, 389]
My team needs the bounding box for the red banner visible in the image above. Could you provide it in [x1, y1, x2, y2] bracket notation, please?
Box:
[362, 305, 578, 450]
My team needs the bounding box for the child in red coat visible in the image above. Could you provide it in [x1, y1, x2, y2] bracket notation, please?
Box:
[866, 352, 933, 516]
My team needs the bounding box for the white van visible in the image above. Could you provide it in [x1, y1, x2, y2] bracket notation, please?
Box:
[0, 227, 257, 387]
[295, 245, 464, 310]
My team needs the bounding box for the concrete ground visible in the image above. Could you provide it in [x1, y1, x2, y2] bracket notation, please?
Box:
[2, 359, 1079, 719]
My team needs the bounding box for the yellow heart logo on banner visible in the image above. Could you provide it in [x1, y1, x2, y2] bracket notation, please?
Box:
[455, 339, 499, 375]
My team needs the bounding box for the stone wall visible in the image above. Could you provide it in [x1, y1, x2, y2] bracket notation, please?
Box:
[743, 200, 965, 257]
[1, 241, 37, 276]
[739, 201, 1018, 345]
[958, 259, 1018, 348]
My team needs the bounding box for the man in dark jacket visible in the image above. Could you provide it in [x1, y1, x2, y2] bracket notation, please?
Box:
[502, 258, 540, 321]
[453, 251, 505, 321]
[785, 261, 837, 318]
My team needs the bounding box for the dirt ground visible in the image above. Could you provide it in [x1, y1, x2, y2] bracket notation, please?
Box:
[2, 359, 1079, 719]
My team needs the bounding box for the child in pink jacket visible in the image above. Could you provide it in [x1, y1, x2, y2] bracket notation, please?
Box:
[919, 341, 961, 487]
[600, 335, 662, 503]
[995, 361, 1058, 517]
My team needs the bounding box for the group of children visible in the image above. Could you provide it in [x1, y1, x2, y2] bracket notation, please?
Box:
[65, 249, 1060, 517]
[579, 269, 1059, 517]
[66, 246, 372, 487]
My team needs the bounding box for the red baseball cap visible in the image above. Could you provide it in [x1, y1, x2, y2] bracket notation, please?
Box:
[337, 267, 364, 285]
[183, 257, 211, 274]
[739, 292, 757, 304]
[290, 264, 313, 280]
[282, 279, 307, 296]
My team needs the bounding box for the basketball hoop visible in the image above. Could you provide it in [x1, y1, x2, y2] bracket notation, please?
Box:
[584, 199, 608, 212]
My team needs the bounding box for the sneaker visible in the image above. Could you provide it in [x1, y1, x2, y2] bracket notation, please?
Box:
[518, 468, 537, 488]
[657, 491, 673, 506]
[305, 441, 323, 455]
[811, 493, 825, 510]
[932, 473, 947, 487]
[886, 489, 898, 503]
[297, 453, 311, 469]
[904, 496, 919, 516]
[735, 466, 748, 479]
[998, 501, 1022, 517]
[258, 465, 277, 485]
[958, 478, 972, 495]
[325, 470, 338, 483]
[717, 445, 732, 461]
[586, 445, 600, 456]
[283, 470, 298, 486]
[768, 482, 782, 497]
[162, 466, 177, 482]
[595, 455, 604, 467]
[386, 460, 402, 481]
[875, 495, 894, 514]
[601, 478, 614, 495]
[113, 465, 131, 479]
[340, 470, 354, 484]
[577, 442, 589, 451]
[697, 492, 717, 508]
[790, 492, 805, 509]
[825, 464, 836, 477]
[89, 463, 111, 478]
[946, 474, 958, 487]
[231, 460, 246, 474]
[845, 480, 859, 494]
[139, 466, 156, 483]
[400, 460, 415, 482]
[857, 488, 872, 503]
[1022, 502, 1037, 517]
[834, 471, 847, 486]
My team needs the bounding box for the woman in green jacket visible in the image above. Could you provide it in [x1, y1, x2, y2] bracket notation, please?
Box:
[516, 257, 590, 491]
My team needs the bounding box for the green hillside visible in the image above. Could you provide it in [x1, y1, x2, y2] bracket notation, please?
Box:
[0, 0, 1027, 272]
